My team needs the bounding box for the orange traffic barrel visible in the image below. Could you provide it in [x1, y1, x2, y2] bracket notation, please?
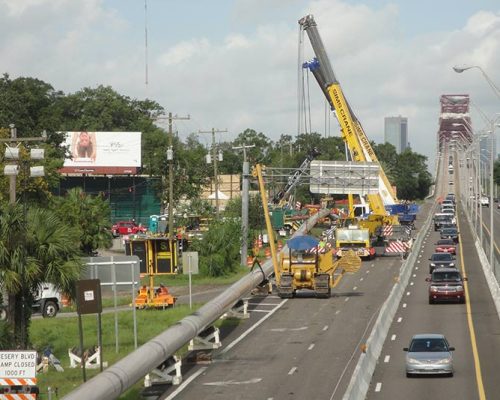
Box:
[264, 247, 271, 258]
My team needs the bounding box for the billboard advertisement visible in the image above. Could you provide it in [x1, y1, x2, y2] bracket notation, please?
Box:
[60, 131, 142, 175]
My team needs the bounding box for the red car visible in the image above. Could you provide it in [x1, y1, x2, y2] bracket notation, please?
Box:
[435, 238, 456, 255]
[112, 221, 147, 237]
[427, 268, 467, 304]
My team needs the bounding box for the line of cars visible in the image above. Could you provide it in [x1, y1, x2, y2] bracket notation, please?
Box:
[428, 194, 465, 305]
[405, 193, 462, 378]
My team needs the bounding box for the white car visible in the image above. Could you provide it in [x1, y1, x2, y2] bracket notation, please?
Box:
[480, 196, 490, 207]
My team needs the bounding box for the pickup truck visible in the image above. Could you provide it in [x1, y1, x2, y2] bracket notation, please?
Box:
[112, 221, 147, 237]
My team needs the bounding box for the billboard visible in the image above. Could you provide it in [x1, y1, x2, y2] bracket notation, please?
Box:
[60, 131, 142, 175]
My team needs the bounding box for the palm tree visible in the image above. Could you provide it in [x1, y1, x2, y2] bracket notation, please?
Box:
[0, 203, 82, 348]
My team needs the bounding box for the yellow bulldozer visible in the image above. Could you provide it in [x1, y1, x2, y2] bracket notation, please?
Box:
[277, 235, 361, 298]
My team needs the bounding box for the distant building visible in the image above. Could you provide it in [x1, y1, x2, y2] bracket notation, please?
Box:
[384, 116, 409, 154]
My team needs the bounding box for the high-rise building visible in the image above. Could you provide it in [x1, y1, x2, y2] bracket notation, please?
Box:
[384, 116, 409, 154]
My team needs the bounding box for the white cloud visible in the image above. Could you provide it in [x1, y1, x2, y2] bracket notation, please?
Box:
[0, 0, 499, 172]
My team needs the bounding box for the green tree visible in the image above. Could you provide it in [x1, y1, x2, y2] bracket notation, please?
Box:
[393, 150, 432, 200]
[51, 188, 113, 255]
[0, 203, 82, 348]
[190, 218, 241, 277]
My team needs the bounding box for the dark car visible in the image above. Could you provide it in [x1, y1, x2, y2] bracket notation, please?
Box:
[435, 239, 456, 255]
[429, 252, 456, 273]
[426, 268, 467, 304]
[440, 227, 459, 243]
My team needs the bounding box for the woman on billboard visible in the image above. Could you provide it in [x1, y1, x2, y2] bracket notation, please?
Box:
[72, 131, 97, 162]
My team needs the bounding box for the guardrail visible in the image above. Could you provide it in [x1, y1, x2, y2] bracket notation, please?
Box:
[63, 209, 330, 400]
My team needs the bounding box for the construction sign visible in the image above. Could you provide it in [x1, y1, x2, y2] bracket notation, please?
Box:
[0, 351, 37, 381]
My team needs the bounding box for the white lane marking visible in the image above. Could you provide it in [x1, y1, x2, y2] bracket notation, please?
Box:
[406, 291, 411, 296]
[308, 344, 315, 351]
[164, 367, 208, 400]
[375, 382, 382, 392]
[415, 266, 419, 270]
[220, 299, 288, 355]
[249, 309, 272, 313]
[384, 355, 390, 363]
[360, 277, 364, 282]
[417, 260, 420, 264]
[288, 367, 297, 375]
[270, 326, 308, 332]
[345, 297, 350, 302]
[403, 303, 407, 308]
[413, 274, 417, 277]
[204, 378, 262, 386]
[397, 317, 402, 323]
[323, 325, 329, 331]
[335, 310, 341, 315]
[353, 286, 358, 291]
[366, 270, 370, 274]
[391, 334, 396, 341]
[410, 282, 414, 286]
[247, 302, 282, 306]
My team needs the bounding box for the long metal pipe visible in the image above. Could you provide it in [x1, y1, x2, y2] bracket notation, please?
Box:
[63, 210, 329, 399]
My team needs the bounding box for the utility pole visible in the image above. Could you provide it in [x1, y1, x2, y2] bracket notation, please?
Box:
[200, 128, 228, 217]
[0, 124, 47, 342]
[233, 143, 255, 266]
[155, 114, 190, 238]
[165, 113, 190, 239]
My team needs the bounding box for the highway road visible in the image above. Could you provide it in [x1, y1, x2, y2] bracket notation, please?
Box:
[152, 201, 435, 400]
[366, 182, 500, 399]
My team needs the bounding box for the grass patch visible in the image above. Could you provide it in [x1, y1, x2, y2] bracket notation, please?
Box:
[31, 268, 250, 398]
[31, 304, 201, 398]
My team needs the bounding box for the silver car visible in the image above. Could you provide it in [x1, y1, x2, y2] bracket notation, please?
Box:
[404, 334, 454, 377]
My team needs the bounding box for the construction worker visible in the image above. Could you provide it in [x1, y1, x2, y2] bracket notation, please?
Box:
[157, 283, 169, 296]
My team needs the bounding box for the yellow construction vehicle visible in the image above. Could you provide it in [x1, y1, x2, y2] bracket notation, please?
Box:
[334, 225, 375, 260]
[254, 164, 361, 298]
[299, 15, 399, 228]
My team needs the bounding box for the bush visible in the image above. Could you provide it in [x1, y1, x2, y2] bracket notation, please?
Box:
[191, 218, 241, 277]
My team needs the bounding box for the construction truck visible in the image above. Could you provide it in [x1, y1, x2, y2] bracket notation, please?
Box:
[299, 15, 400, 231]
[254, 164, 361, 298]
[334, 225, 375, 260]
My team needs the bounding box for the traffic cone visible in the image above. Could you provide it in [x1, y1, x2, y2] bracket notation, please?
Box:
[247, 255, 254, 267]
[264, 247, 271, 258]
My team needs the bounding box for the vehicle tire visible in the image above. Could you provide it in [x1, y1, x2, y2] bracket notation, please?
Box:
[42, 300, 58, 318]
[429, 298, 434, 305]
[448, 372, 454, 378]
[406, 372, 412, 378]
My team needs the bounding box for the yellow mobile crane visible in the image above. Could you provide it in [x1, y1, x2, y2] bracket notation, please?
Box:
[298, 14, 398, 227]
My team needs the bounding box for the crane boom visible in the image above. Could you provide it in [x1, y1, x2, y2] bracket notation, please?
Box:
[272, 147, 321, 207]
[299, 15, 397, 211]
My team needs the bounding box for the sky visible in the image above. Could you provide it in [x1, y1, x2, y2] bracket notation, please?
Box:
[1, 0, 500, 172]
